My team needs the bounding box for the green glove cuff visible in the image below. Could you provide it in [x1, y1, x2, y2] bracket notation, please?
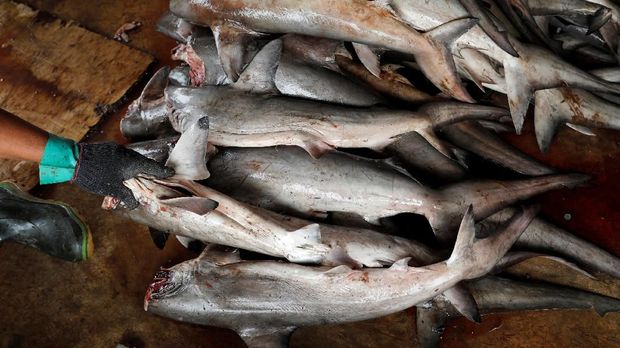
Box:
[39, 135, 79, 185]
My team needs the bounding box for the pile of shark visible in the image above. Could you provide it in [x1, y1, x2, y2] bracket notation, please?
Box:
[106, 0, 620, 346]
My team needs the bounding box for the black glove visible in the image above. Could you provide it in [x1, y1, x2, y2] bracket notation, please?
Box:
[73, 142, 175, 209]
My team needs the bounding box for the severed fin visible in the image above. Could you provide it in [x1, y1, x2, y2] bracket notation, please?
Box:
[389, 257, 412, 271]
[566, 123, 596, 136]
[148, 227, 169, 250]
[297, 136, 335, 159]
[442, 284, 480, 323]
[233, 39, 282, 94]
[324, 265, 354, 274]
[163, 197, 219, 215]
[166, 116, 210, 180]
[420, 18, 479, 103]
[352, 43, 382, 78]
[211, 22, 266, 81]
[324, 247, 363, 269]
[458, 0, 518, 57]
[416, 303, 449, 348]
[198, 244, 242, 266]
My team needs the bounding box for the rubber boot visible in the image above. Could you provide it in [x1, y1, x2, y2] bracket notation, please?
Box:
[0, 182, 93, 262]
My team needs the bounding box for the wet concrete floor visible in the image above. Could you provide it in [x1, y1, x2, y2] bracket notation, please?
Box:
[0, 1, 619, 347]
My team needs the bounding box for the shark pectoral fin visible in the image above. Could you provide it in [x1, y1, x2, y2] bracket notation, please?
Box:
[352, 42, 381, 78]
[297, 136, 335, 159]
[198, 244, 242, 266]
[442, 284, 481, 323]
[418, 129, 455, 159]
[420, 18, 479, 103]
[148, 227, 170, 250]
[166, 116, 210, 180]
[164, 197, 219, 215]
[566, 123, 597, 136]
[233, 39, 282, 94]
[504, 59, 533, 134]
[389, 257, 412, 271]
[175, 235, 205, 252]
[534, 89, 566, 153]
[416, 303, 449, 348]
[211, 21, 266, 82]
[324, 247, 363, 269]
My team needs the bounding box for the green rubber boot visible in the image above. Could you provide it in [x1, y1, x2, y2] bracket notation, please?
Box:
[0, 182, 93, 262]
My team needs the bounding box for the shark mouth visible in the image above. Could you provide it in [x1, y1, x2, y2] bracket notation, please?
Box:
[144, 268, 173, 311]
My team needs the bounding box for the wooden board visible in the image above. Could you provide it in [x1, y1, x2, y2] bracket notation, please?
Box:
[0, 0, 153, 190]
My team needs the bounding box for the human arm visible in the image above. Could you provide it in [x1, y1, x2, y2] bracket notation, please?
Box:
[0, 109, 174, 208]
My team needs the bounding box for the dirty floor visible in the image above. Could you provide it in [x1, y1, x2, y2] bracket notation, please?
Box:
[0, 1, 619, 347]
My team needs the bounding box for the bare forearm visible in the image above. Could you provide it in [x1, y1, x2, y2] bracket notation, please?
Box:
[0, 109, 49, 163]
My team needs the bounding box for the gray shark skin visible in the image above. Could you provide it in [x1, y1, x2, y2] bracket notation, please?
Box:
[166, 85, 508, 158]
[441, 120, 555, 176]
[205, 147, 588, 243]
[386, 132, 468, 185]
[108, 176, 443, 268]
[390, 0, 620, 133]
[169, 0, 478, 102]
[416, 276, 620, 348]
[156, 11, 195, 44]
[145, 206, 535, 347]
[534, 87, 620, 152]
[274, 53, 384, 107]
[486, 208, 620, 278]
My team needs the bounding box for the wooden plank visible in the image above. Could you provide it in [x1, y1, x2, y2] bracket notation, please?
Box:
[0, 0, 154, 190]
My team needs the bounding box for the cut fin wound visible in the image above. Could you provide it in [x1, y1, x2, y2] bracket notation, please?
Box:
[148, 227, 169, 250]
[233, 39, 282, 94]
[352, 43, 381, 78]
[442, 284, 481, 323]
[420, 17, 478, 103]
[211, 21, 265, 81]
[166, 116, 210, 180]
[163, 197, 219, 215]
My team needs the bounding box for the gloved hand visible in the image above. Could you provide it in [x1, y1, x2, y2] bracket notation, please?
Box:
[72, 142, 175, 209]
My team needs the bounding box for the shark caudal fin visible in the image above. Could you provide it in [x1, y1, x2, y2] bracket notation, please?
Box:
[417, 18, 479, 103]
[534, 87, 620, 152]
[447, 205, 536, 280]
[504, 40, 620, 134]
[430, 174, 589, 244]
[417, 102, 508, 158]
